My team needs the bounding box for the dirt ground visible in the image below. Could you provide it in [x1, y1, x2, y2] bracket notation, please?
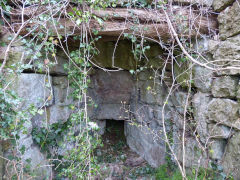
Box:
[94, 120, 156, 180]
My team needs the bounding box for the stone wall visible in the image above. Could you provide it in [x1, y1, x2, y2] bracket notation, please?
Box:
[1, 0, 240, 179]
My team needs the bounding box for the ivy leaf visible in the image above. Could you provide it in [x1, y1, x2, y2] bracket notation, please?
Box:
[35, 137, 40, 143]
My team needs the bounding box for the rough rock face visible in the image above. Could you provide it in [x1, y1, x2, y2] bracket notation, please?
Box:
[32, 76, 74, 127]
[89, 70, 134, 120]
[209, 139, 226, 160]
[125, 122, 166, 168]
[211, 76, 238, 98]
[193, 65, 213, 92]
[5, 73, 53, 179]
[91, 40, 165, 70]
[22, 146, 52, 179]
[208, 124, 232, 139]
[222, 133, 240, 178]
[207, 99, 239, 129]
[212, 0, 235, 12]
[173, 137, 208, 168]
[193, 92, 211, 143]
[218, 1, 240, 40]
[13, 73, 53, 109]
[209, 36, 240, 75]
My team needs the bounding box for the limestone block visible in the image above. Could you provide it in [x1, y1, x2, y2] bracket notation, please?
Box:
[130, 103, 172, 129]
[92, 40, 136, 70]
[173, 136, 208, 168]
[212, 0, 235, 12]
[171, 91, 190, 114]
[4, 140, 51, 179]
[92, 40, 166, 71]
[124, 121, 166, 168]
[211, 76, 238, 98]
[48, 76, 73, 124]
[208, 40, 219, 53]
[174, 60, 191, 88]
[193, 92, 211, 143]
[89, 70, 134, 104]
[237, 83, 240, 99]
[207, 98, 239, 129]
[208, 124, 232, 139]
[208, 35, 240, 75]
[3, 74, 52, 178]
[12, 73, 53, 109]
[218, 1, 240, 40]
[94, 103, 129, 120]
[193, 37, 210, 53]
[153, 105, 173, 123]
[137, 70, 154, 81]
[0, 44, 68, 75]
[47, 105, 72, 125]
[18, 119, 33, 151]
[193, 65, 213, 92]
[144, 45, 166, 69]
[211, 36, 240, 59]
[222, 132, 240, 179]
[32, 76, 73, 127]
[139, 79, 167, 105]
[23, 146, 52, 179]
[0, 46, 29, 66]
[131, 103, 155, 124]
[209, 139, 226, 160]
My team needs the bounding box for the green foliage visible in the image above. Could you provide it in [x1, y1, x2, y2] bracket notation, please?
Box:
[0, 74, 36, 178]
[156, 164, 182, 180]
[32, 121, 69, 153]
[129, 165, 155, 179]
[0, 77, 26, 140]
[0, 0, 11, 13]
[155, 164, 230, 180]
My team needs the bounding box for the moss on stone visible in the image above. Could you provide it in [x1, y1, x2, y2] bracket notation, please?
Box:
[174, 58, 193, 88]
[93, 40, 137, 70]
[93, 40, 165, 70]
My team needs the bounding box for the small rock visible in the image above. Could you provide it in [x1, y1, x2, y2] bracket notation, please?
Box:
[209, 139, 227, 160]
[193, 65, 213, 92]
[211, 76, 238, 98]
[193, 92, 212, 143]
[207, 98, 239, 129]
[222, 132, 240, 179]
[208, 124, 232, 139]
[171, 91, 190, 114]
[218, 1, 240, 40]
[124, 156, 145, 167]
